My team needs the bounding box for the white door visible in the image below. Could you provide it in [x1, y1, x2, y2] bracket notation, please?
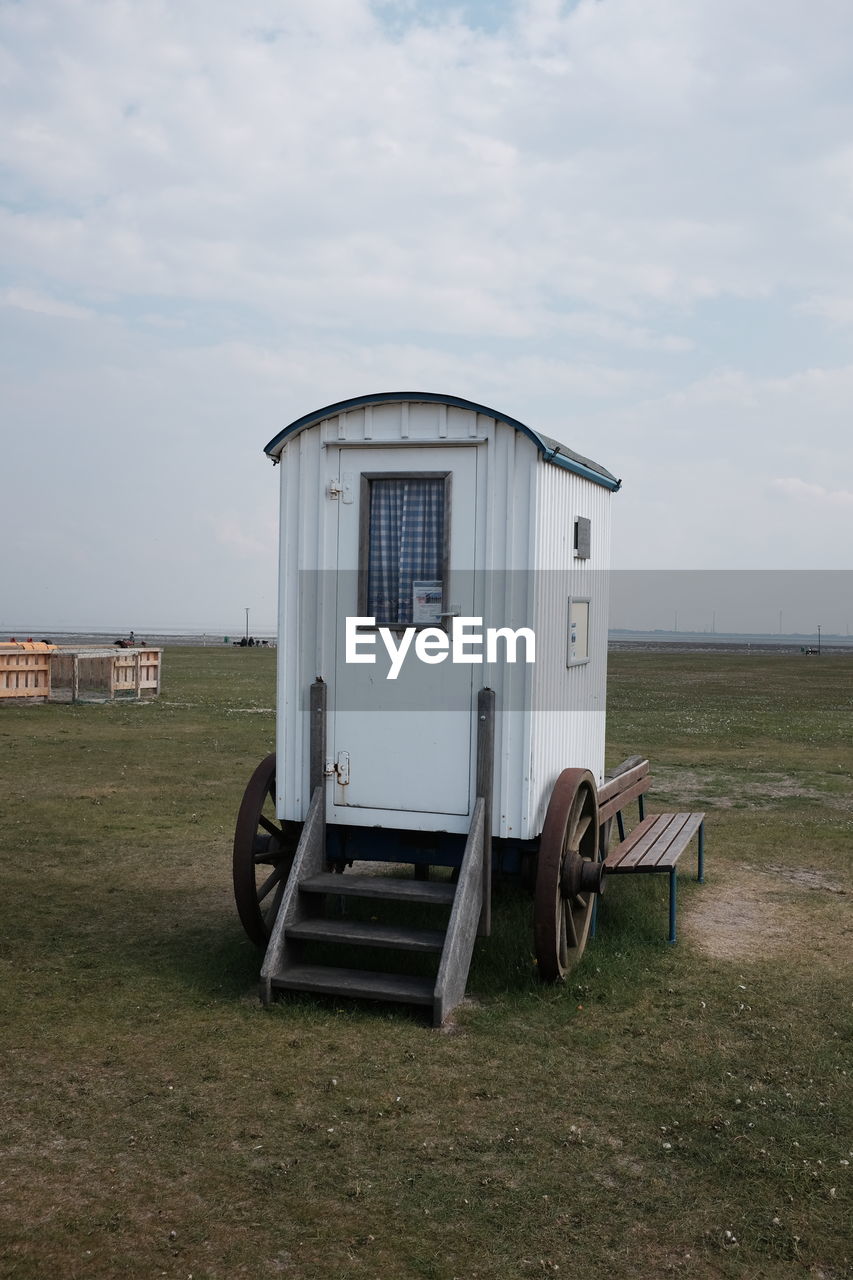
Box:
[330, 446, 479, 827]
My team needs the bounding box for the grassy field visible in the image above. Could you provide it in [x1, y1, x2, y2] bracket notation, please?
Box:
[0, 648, 850, 1279]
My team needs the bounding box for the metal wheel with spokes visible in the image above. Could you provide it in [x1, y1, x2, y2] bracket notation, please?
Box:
[534, 768, 605, 981]
[233, 753, 301, 948]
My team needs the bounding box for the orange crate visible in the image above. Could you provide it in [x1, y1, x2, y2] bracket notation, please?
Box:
[0, 643, 53, 701]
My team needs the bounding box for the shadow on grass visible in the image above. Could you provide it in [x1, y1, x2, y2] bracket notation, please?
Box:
[8, 881, 265, 1005]
[11, 863, 706, 1027]
[99, 877, 543, 1018]
[112, 911, 265, 1002]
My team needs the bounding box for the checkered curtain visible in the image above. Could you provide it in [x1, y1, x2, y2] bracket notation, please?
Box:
[367, 478, 445, 625]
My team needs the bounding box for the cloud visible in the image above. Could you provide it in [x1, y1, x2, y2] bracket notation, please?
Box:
[0, 286, 94, 320]
[2, 0, 852, 331]
[2, 0, 853, 624]
[769, 478, 853, 507]
[214, 514, 278, 560]
[800, 294, 853, 327]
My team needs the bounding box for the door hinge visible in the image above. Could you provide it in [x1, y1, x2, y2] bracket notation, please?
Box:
[327, 479, 343, 500]
[334, 751, 350, 786]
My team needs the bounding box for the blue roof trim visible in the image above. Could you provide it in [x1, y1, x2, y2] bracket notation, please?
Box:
[264, 392, 621, 491]
[544, 448, 621, 489]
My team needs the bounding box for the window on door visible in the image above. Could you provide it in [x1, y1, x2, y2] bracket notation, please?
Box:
[359, 472, 450, 627]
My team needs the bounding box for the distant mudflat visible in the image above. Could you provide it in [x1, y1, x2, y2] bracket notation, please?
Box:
[1, 631, 274, 648]
[4, 629, 850, 655]
[609, 636, 852, 655]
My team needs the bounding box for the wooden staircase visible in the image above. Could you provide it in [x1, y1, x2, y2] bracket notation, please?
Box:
[260, 794, 486, 1026]
[259, 688, 494, 1027]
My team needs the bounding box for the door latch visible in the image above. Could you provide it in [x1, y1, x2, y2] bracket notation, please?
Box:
[334, 751, 350, 786]
[327, 474, 354, 503]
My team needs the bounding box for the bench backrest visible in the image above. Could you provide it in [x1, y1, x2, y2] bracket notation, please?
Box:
[597, 757, 651, 825]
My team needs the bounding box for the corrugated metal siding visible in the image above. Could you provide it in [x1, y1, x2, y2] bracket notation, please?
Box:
[480, 425, 539, 840]
[275, 432, 333, 821]
[524, 460, 613, 839]
[314, 401, 484, 445]
[274, 400, 613, 838]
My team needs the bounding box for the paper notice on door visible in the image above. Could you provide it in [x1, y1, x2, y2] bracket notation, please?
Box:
[412, 580, 443, 626]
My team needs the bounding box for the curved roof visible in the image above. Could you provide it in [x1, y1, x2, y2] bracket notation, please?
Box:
[264, 391, 621, 491]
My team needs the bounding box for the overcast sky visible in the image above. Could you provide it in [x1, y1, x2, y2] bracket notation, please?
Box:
[2, 0, 851, 634]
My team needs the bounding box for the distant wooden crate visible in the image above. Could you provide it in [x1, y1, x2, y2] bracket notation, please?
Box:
[112, 649, 161, 696]
[0, 643, 53, 702]
[49, 648, 162, 703]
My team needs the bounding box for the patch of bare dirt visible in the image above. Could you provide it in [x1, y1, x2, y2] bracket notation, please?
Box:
[760, 864, 846, 893]
[652, 766, 849, 810]
[686, 870, 789, 960]
[686, 865, 848, 962]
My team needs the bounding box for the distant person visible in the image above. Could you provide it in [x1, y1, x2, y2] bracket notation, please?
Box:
[248, 636, 255, 647]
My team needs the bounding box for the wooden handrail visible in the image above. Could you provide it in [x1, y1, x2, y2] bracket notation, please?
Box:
[433, 796, 485, 1026]
[260, 784, 327, 1006]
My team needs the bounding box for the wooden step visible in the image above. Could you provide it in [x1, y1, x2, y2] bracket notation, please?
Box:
[286, 918, 445, 952]
[299, 872, 456, 905]
[269, 964, 435, 1006]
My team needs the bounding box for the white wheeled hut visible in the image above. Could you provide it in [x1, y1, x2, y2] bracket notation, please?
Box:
[265, 391, 620, 842]
[233, 391, 621, 1021]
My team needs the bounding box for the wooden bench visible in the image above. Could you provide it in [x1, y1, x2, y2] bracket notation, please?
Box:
[593, 756, 705, 943]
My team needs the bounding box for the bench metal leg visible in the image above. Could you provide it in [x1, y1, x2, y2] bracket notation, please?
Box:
[697, 822, 705, 884]
[616, 810, 625, 842]
[668, 868, 677, 943]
